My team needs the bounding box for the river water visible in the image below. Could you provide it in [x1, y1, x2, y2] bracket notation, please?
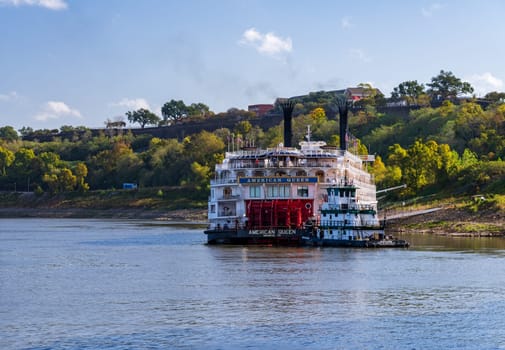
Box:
[1, 218, 505, 350]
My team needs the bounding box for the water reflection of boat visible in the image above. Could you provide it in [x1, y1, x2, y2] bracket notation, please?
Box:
[204, 97, 409, 248]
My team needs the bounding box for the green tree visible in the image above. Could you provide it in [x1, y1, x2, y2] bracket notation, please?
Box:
[391, 80, 425, 105]
[11, 148, 35, 181]
[18, 126, 33, 138]
[0, 126, 19, 142]
[387, 143, 408, 168]
[402, 140, 442, 192]
[145, 138, 186, 186]
[370, 155, 387, 184]
[454, 102, 485, 145]
[190, 161, 211, 190]
[427, 70, 474, 101]
[186, 131, 225, 166]
[437, 143, 460, 181]
[74, 162, 89, 191]
[161, 99, 187, 123]
[484, 91, 505, 104]
[187, 102, 210, 118]
[43, 167, 77, 193]
[126, 109, 160, 128]
[0, 146, 14, 175]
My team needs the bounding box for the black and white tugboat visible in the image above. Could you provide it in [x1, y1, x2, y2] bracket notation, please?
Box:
[204, 97, 409, 248]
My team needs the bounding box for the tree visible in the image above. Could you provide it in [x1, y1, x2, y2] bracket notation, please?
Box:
[454, 102, 485, 144]
[484, 91, 505, 104]
[43, 167, 77, 193]
[126, 109, 160, 128]
[427, 70, 474, 101]
[370, 155, 387, 184]
[187, 102, 210, 118]
[11, 148, 35, 178]
[391, 80, 425, 105]
[18, 126, 33, 138]
[0, 126, 19, 142]
[190, 161, 211, 190]
[310, 107, 327, 123]
[74, 162, 89, 191]
[0, 146, 14, 176]
[161, 99, 187, 123]
[402, 139, 442, 192]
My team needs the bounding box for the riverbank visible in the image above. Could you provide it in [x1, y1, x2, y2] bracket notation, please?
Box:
[0, 188, 208, 223]
[0, 207, 207, 222]
[386, 204, 505, 237]
[2, 191, 505, 236]
[2, 204, 504, 237]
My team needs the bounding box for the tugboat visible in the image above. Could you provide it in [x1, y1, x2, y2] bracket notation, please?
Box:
[302, 183, 409, 248]
[204, 97, 409, 248]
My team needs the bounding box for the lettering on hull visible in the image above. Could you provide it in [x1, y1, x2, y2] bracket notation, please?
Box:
[249, 229, 296, 236]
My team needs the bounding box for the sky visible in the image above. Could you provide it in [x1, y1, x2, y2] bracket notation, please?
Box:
[1, 0, 505, 131]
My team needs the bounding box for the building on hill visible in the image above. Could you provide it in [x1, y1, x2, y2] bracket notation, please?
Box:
[248, 104, 274, 117]
[345, 87, 383, 103]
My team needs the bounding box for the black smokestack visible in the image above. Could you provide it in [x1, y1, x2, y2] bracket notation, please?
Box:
[279, 99, 295, 147]
[336, 95, 349, 150]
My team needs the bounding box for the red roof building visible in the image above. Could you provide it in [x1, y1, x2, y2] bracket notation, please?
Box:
[248, 104, 274, 117]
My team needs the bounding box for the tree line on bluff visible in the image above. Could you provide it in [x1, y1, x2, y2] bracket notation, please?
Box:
[1, 70, 505, 199]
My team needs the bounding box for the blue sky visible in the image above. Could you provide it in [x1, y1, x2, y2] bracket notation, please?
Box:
[1, 0, 504, 130]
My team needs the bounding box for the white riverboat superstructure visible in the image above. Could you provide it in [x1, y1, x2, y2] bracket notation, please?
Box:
[204, 98, 409, 248]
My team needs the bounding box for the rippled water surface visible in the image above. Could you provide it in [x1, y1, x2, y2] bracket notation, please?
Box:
[2, 218, 505, 349]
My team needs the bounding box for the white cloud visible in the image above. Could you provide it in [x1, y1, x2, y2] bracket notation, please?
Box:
[110, 98, 151, 111]
[239, 28, 292, 57]
[341, 17, 353, 29]
[422, 3, 443, 17]
[349, 48, 372, 63]
[0, 0, 67, 10]
[0, 91, 19, 101]
[34, 101, 81, 121]
[466, 72, 504, 96]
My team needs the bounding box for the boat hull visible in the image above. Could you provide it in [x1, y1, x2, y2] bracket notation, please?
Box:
[204, 228, 304, 245]
[302, 236, 410, 248]
[205, 228, 409, 248]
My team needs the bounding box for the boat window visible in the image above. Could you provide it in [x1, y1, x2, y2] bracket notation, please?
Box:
[315, 170, 324, 183]
[223, 187, 232, 199]
[249, 186, 261, 198]
[267, 185, 290, 198]
[297, 186, 308, 197]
